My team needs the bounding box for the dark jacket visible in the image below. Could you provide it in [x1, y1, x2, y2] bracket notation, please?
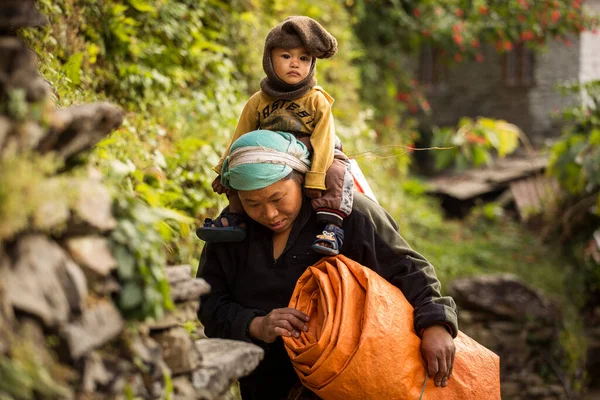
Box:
[197, 192, 458, 399]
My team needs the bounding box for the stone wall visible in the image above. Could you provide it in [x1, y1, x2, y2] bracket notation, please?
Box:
[449, 274, 598, 400]
[0, 3, 263, 399]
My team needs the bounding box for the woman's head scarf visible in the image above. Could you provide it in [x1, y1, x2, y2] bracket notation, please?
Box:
[221, 130, 311, 191]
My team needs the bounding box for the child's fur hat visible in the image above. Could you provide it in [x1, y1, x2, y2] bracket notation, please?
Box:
[260, 16, 337, 100]
[264, 16, 338, 60]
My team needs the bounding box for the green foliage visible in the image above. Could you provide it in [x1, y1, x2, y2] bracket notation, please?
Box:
[0, 153, 65, 240]
[110, 194, 179, 320]
[549, 80, 600, 201]
[547, 80, 600, 302]
[21, 0, 368, 307]
[0, 344, 71, 400]
[431, 117, 521, 171]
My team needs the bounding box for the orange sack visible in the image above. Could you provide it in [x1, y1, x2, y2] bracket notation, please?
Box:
[283, 255, 500, 400]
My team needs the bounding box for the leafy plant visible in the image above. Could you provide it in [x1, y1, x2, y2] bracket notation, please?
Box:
[549, 80, 600, 201]
[546, 80, 600, 304]
[109, 192, 198, 320]
[431, 116, 521, 171]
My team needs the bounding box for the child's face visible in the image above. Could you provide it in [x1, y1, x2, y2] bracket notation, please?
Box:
[271, 47, 313, 85]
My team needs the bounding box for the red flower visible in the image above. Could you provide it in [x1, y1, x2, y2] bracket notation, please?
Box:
[475, 53, 485, 63]
[454, 53, 463, 63]
[521, 30, 535, 41]
[453, 33, 464, 45]
[396, 92, 410, 102]
[517, 0, 530, 9]
[564, 38, 572, 46]
[422, 29, 431, 37]
[479, 6, 488, 15]
[517, 14, 527, 23]
[471, 39, 480, 48]
[504, 41, 513, 51]
[455, 9, 464, 18]
[551, 10, 560, 23]
[407, 103, 419, 114]
[413, 8, 421, 18]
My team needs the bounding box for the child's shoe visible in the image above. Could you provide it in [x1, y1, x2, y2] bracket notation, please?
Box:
[312, 223, 344, 255]
[196, 212, 247, 242]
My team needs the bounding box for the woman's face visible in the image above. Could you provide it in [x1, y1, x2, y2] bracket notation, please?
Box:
[238, 177, 303, 234]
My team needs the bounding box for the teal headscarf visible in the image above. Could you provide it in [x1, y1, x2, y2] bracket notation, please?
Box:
[221, 130, 312, 191]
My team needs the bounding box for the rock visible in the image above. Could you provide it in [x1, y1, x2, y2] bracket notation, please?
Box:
[16, 121, 45, 150]
[170, 278, 211, 303]
[191, 339, 264, 399]
[146, 300, 199, 331]
[528, 385, 551, 397]
[548, 385, 565, 395]
[166, 265, 193, 284]
[39, 102, 124, 159]
[501, 381, 523, 397]
[13, 319, 76, 399]
[129, 334, 165, 381]
[90, 276, 121, 296]
[3, 235, 71, 327]
[32, 179, 70, 231]
[61, 301, 124, 359]
[164, 265, 210, 303]
[0, 250, 13, 354]
[61, 258, 88, 314]
[449, 274, 554, 321]
[65, 236, 117, 277]
[487, 321, 523, 334]
[0, 115, 11, 150]
[173, 376, 198, 399]
[82, 352, 113, 393]
[0, 37, 49, 103]
[152, 327, 200, 375]
[127, 374, 151, 399]
[0, 0, 48, 31]
[71, 179, 117, 231]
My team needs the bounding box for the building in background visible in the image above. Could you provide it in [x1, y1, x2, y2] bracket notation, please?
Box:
[417, 0, 600, 145]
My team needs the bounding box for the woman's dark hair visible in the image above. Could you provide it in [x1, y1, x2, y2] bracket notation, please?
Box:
[282, 170, 305, 186]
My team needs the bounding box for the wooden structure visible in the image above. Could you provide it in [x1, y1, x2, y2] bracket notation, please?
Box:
[427, 154, 562, 219]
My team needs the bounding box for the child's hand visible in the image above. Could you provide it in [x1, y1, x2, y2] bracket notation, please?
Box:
[212, 175, 227, 195]
[305, 188, 323, 199]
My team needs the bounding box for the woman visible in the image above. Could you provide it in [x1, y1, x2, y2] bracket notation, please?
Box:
[197, 130, 457, 400]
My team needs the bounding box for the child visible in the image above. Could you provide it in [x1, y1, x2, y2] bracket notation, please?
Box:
[197, 16, 353, 255]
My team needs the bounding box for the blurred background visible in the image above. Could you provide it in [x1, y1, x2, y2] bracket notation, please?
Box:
[1, 0, 599, 399]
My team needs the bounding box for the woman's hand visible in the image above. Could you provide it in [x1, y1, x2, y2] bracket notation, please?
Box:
[248, 308, 309, 343]
[421, 324, 455, 388]
[305, 188, 323, 199]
